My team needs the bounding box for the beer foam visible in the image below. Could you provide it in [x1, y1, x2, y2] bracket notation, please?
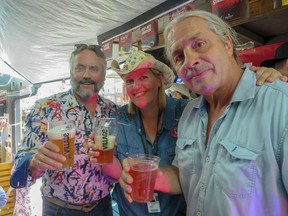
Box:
[107, 135, 116, 148]
[48, 124, 76, 140]
[95, 135, 115, 149]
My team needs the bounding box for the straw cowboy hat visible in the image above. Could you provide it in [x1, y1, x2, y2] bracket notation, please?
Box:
[111, 50, 175, 89]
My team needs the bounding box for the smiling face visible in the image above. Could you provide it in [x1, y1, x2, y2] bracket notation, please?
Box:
[166, 16, 236, 96]
[124, 68, 162, 110]
[70, 49, 105, 99]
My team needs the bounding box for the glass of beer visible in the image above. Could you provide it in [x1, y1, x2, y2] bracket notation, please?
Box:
[128, 154, 160, 203]
[47, 120, 76, 168]
[94, 118, 117, 164]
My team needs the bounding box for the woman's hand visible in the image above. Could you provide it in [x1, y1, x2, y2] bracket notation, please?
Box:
[87, 134, 122, 179]
[86, 135, 102, 163]
[118, 158, 134, 203]
[251, 66, 288, 85]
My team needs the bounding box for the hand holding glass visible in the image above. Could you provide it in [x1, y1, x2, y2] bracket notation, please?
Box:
[47, 120, 76, 168]
[128, 154, 160, 203]
[94, 118, 117, 164]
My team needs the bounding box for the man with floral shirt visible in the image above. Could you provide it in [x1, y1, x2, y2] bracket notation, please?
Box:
[10, 44, 121, 216]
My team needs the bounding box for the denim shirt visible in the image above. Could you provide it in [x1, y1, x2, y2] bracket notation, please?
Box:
[10, 89, 117, 204]
[113, 96, 188, 216]
[173, 68, 288, 216]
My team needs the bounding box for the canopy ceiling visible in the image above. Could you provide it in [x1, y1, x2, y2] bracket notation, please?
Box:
[0, 0, 168, 84]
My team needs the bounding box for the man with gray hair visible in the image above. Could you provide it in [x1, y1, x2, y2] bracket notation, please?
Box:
[120, 10, 288, 215]
[10, 44, 121, 215]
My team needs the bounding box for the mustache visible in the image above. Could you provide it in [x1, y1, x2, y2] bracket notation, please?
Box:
[186, 64, 212, 76]
[79, 79, 97, 85]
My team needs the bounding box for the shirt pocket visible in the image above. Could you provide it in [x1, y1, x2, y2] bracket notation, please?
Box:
[215, 140, 258, 198]
[158, 146, 176, 166]
[115, 143, 140, 163]
[177, 138, 198, 176]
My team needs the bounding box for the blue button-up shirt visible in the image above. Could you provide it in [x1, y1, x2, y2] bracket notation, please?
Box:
[114, 96, 188, 216]
[173, 68, 288, 216]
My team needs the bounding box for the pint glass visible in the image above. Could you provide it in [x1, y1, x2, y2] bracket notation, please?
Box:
[94, 118, 117, 164]
[47, 120, 76, 168]
[128, 154, 160, 203]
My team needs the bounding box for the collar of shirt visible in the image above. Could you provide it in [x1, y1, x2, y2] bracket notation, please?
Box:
[189, 67, 257, 115]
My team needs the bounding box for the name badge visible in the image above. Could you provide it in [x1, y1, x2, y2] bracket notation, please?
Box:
[147, 193, 161, 213]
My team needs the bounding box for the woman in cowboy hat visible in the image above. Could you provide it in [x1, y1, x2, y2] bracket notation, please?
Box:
[111, 50, 188, 216]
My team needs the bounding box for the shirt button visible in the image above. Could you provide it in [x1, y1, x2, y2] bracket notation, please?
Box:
[205, 156, 210, 162]
[197, 211, 201, 216]
[200, 183, 205, 190]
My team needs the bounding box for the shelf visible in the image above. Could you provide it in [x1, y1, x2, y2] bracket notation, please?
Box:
[231, 5, 288, 46]
[102, 1, 288, 68]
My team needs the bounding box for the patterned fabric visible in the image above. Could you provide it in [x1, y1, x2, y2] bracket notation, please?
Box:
[14, 89, 117, 204]
[10, 165, 34, 216]
[13, 187, 32, 216]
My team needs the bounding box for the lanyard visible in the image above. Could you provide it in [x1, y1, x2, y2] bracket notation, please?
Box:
[139, 110, 162, 156]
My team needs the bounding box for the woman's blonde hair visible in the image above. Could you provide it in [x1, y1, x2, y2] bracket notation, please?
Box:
[127, 69, 167, 114]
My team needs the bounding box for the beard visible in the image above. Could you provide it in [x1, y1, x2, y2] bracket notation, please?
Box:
[70, 77, 104, 99]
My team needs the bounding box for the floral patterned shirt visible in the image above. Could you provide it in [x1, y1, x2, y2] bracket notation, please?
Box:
[13, 187, 32, 216]
[13, 89, 117, 204]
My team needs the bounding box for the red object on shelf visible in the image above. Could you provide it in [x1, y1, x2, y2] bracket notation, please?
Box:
[237, 42, 284, 66]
